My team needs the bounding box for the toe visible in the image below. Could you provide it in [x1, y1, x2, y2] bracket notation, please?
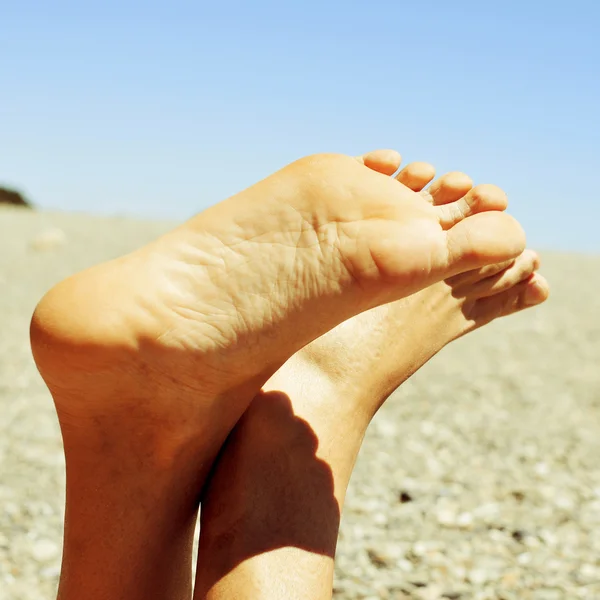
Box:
[469, 272, 549, 325]
[395, 162, 436, 191]
[521, 273, 550, 306]
[463, 249, 540, 298]
[445, 258, 516, 289]
[436, 184, 509, 229]
[444, 212, 526, 276]
[356, 149, 403, 176]
[426, 172, 473, 206]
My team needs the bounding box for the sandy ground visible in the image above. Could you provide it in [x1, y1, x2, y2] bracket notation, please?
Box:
[1, 205, 599, 600]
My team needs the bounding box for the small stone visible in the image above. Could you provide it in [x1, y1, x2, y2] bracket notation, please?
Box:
[436, 508, 458, 527]
[30, 228, 67, 251]
[4, 501, 21, 517]
[580, 563, 598, 577]
[399, 490, 414, 503]
[451, 565, 467, 580]
[473, 503, 500, 520]
[467, 568, 491, 586]
[511, 490, 526, 503]
[40, 564, 61, 579]
[420, 421, 436, 437]
[576, 563, 600, 584]
[412, 541, 428, 557]
[456, 512, 474, 529]
[500, 570, 520, 588]
[511, 529, 526, 543]
[375, 419, 397, 438]
[367, 548, 392, 569]
[3, 573, 15, 585]
[554, 494, 576, 511]
[419, 586, 444, 600]
[540, 529, 558, 547]
[397, 559, 414, 573]
[373, 512, 388, 526]
[31, 539, 59, 562]
[524, 534, 541, 548]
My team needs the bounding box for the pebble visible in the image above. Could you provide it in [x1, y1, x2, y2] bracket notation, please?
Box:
[29, 228, 67, 251]
[31, 540, 59, 563]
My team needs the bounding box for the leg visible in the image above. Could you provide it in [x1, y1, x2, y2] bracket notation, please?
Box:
[193, 168, 549, 599]
[30, 151, 526, 599]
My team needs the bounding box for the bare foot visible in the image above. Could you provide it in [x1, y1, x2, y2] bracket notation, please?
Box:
[300, 165, 549, 413]
[29, 151, 525, 600]
[193, 165, 548, 600]
[31, 151, 525, 397]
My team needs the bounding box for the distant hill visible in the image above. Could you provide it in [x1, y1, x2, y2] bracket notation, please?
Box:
[0, 187, 33, 208]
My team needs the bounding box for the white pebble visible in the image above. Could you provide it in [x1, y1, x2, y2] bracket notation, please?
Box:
[436, 508, 457, 527]
[31, 539, 59, 562]
[30, 228, 67, 251]
[420, 421, 436, 437]
[468, 568, 491, 585]
[517, 552, 533, 565]
[456, 512, 474, 529]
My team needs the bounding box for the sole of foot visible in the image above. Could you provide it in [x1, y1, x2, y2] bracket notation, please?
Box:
[29, 150, 527, 600]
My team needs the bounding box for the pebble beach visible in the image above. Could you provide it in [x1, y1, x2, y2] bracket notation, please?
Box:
[1, 205, 599, 600]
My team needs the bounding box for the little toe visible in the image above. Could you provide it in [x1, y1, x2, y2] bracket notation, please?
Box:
[437, 184, 509, 229]
[426, 172, 473, 205]
[356, 149, 403, 175]
[395, 162, 436, 191]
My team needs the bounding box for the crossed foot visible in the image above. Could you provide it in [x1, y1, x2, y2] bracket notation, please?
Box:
[194, 162, 549, 600]
[30, 151, 547, 600]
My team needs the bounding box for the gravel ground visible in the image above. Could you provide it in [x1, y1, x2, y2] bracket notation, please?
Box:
[1, 206, 599, 600]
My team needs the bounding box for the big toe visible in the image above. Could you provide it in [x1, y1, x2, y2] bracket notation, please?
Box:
[445, 211, 526, 275]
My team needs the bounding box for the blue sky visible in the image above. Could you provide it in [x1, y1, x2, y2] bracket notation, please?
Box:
[3, 1, 599, 251]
